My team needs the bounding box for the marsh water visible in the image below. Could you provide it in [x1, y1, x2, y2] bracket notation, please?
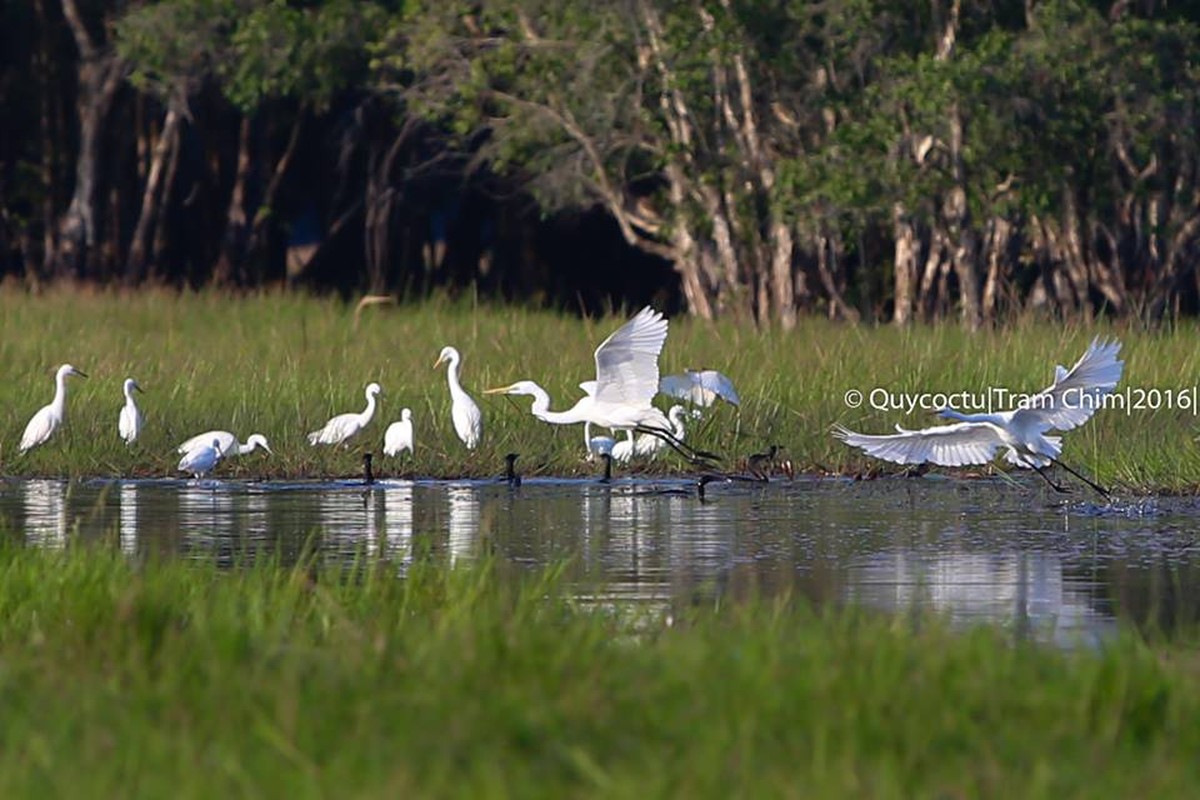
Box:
[2, 475, 1198, 643]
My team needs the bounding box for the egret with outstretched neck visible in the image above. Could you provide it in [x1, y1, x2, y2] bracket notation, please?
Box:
[834, 337, 1123, 497]
[435, 346, 483, 449]
[19, 364, 88, 454]
[177, 431, 272, 458]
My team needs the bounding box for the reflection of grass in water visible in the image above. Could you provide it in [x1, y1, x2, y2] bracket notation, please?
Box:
[0, 545, 1196, 795]
[1, 288, 1198, 490]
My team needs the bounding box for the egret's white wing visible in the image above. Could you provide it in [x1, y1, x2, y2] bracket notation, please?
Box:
[452, 395, 483, 449]
[383, 420, 414, 456]
[834, 422, 1005, 467]
[660, 369, 740, 407]
[308, 413, 362, 446]
[1014, 337, 1124, 432]
[592, 307, 669, 407]
[119, 405, 142, 443]
[177, 444, 220, 476]
[19, 405, 57, 453]
[177, 430, 238, 455]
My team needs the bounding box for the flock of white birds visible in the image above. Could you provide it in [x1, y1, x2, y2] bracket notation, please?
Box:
[13, 305, 1125, 494]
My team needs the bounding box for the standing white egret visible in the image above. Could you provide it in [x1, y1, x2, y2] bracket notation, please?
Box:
[434, 346, 483, 449]
[659, 369, 740, 407]
[118, 378, 145, 445]
[308, 382, 382, 446]
[383, 408, 415, 457]
[177, 431, 272, 458]
[485, 307, 712, 463]
[833, 337, 1124, 496]
[177, 437, 223, 479]
[612, 404, 688, 464]
[19, 364, 88, 454]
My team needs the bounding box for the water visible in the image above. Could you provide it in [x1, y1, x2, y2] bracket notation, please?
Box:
[2, 475, 1198, 643]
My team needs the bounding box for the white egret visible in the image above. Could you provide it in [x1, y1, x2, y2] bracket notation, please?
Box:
[118, 378, 145, 445]
[486, 307, 713, 463]
[177, 431, 272, 458]
[178, 437, 222, 479]
[612, 404, 688, 464]
[19, 364, 88, 454]
[308, 382, 382, 446]
[383, 408, 414, 457]
[434, 346, 483, 449]
[660, 369, 740, 407]
[587, 435, 616, 462]
[833, 337, 1124, 496]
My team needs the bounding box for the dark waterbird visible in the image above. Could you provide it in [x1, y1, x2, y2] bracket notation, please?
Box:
[503, 452, 522, 488]
[362, 453, 375, 485]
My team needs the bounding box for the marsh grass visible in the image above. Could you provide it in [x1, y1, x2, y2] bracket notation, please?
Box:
[0, 544, 1197, 796]
[2, 288, 1199, 490]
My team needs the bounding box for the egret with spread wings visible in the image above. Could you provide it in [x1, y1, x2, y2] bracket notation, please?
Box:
[485, 307, 715, 464]
[834, 337, 1123, 496]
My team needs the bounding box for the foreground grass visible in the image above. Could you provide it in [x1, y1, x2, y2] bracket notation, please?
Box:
[2, 288, 1199, 489]
[0, 545, 1196, 796]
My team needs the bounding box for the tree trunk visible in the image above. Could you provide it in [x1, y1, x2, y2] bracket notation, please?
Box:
[52, 0, 125, 279]
[213, 116, 253, 286]
[892, 203, 918, 325]
[126, 105, 181, 282]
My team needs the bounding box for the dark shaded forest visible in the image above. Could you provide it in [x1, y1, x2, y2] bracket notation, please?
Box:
[2, 0, 1199, 325]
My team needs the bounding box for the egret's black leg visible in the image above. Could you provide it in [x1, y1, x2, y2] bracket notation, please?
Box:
[632, 424, 721, 466]
[1049, 457, 1110, 499]
[1032, 464, 1068, 493]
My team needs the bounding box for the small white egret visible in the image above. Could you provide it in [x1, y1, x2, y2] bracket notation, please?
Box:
[434, 346, 483, 449]
[19, 364, 88, 454]
[486, 307, 712, 463]
[177, 431, 272, 458]
[178, 437, 222, 479]
[383, 408, 414, 457]
[308, 382, 382, 446]
[659, 369, 740, 407]
[833, 337, 1124, 495]
[118, 378, 145, 445]
[587, 435, 616, 462]
[612, 404, 688, 464]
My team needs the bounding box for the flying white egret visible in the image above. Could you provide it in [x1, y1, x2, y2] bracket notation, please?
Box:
[434, 346, 483, 449]
[177, 437, 222, 479]
[19, 364, 88, 454]
[612, 404, 688, 464]
[308, 382, 382, 446]
[485, 307, 713, 463]
[659, 369, 740, 408]
[383, 408, 414, 457]
[118, 378, 145, 445]
[833, 337, 1124, 496]
[176, 431, 272, 458]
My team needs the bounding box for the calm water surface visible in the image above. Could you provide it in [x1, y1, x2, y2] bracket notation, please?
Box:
[2, 475, 1198, 643]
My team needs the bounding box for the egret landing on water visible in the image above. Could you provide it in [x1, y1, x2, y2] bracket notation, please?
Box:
[118, 378, 145, 445]
[485, 307, 717, 466]
[659, 369, 740, 408]
[177, 431, 272, 459]
[19, 364, 88, 454]
[834, 337, 1124, 497]
[308, 382, 381, 446]
[435, 346, 483, 450]
[383, 408, 414, 457]
[178, 437, 223, 479]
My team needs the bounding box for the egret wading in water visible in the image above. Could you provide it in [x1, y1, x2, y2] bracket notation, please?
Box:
[308, 382, 382, 446]
[177, 431, 272, 459]
[118, 378, 145, 445]
[19, 364, 88, 454]
[178, 437, 222, 479]
[434, 346, 483, 450]
[834, 337, 1124, 497]
[383, 408, 414, 457]
[485, 307, 716, 465]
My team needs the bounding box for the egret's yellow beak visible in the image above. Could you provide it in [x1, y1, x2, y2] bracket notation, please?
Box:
[483, 385, 513, 395]
[433, 354, 447, 369]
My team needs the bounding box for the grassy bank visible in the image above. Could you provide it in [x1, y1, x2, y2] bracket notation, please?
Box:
[0, 546, 1195, 796]
[1, 288, 1198, 490]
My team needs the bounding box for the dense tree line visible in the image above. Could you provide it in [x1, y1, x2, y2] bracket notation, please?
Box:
[1, 0, 1198, 326]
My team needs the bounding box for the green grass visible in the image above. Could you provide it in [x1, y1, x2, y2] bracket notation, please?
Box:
[2, 287, 1199, 490]
[0, 544, 1195, 797]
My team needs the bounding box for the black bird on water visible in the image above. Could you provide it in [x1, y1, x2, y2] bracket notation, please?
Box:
[362, 452, 375, 485]
[746, 445, 784, 481]
[503, 452, 522, 488]
[598, 453, 614, 483]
